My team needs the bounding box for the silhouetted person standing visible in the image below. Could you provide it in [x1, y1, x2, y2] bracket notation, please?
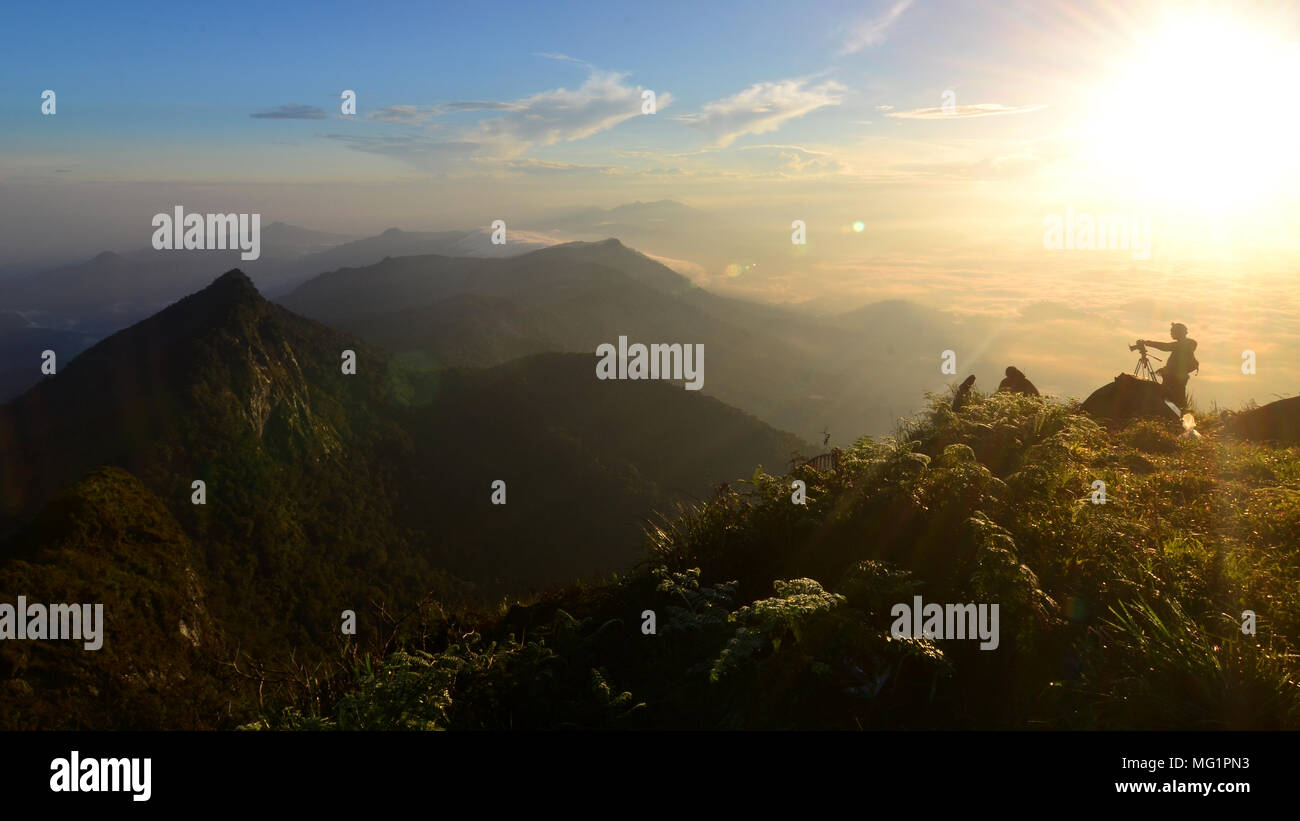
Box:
[997, 366, 1039, 396]
[1139, 322, 1198, 411]
[952, 374, 976, 410]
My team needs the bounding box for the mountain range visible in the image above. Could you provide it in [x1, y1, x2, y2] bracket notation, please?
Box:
[0, 225, 556, 400]
[3, 219, 1009, 441]
[0, 269, 804, 727]
[280, 238, 987, 443]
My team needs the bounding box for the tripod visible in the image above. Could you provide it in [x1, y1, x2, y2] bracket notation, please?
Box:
[1130, 342, 1162, 383]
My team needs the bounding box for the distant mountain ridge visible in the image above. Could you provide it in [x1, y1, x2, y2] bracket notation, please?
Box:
[281, 239, 983, 443]
[0, 225, 559, 400]
[269, 227, 555, 299]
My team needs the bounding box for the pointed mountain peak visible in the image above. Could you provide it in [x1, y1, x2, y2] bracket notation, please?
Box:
[120, 268, 267, 343]
[204, 269, 262, 302]
[548, 237, 629, 254]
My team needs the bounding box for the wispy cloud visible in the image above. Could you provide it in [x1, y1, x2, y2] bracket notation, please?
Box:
[841, 0, 913, 55]
[438, 101, 526, 112]
[885, 103, 1047, 120]
[251, 104, 327, 120]
[323, 69, 669, 172]
[675, 79, 846, 148]
[727, 144, 845, 178]
[531, 52, 595, 70]
[353, 70, 668, 163]
[322, 134, 482, 169]
[367, 105, 438, 125]
[469, 70, 669, 152]
[498, 157, 619, 175]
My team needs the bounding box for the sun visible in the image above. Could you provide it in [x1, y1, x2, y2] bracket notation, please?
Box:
[1083, 10, 1300, 216]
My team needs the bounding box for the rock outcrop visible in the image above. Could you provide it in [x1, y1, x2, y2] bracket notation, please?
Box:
[1226, 396, 1300, 443]
[1081, 374, 1179, 422]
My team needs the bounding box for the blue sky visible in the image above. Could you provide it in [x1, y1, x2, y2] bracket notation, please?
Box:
[5, 0, 932, 111]
[3, 0, 1024, 167]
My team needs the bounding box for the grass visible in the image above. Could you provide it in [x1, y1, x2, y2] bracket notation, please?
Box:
[256, 387, 1300, 730]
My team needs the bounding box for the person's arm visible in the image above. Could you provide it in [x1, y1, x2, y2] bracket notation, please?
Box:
[1142, 340, 1175, 351]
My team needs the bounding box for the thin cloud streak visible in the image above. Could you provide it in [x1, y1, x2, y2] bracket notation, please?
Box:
[675, 79, 846, 147]
[841, 0, 913, 54]
[885, 103, 1048, 120]
[251, 104, 327, 120]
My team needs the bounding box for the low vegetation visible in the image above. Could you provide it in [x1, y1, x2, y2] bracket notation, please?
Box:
[252, 390, 1300, 730]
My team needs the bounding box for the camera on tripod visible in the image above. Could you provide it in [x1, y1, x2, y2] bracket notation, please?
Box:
[1130, 340, 1161, 382]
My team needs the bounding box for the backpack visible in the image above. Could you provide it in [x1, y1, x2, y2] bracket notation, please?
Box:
[1183, 340, 1199, 375]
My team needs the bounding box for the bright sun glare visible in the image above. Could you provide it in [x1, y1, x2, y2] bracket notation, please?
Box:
[1086, 11, 1300, 216]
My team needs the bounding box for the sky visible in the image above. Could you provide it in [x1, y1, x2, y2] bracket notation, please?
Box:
[6, 1, 1299, 250]
[3, 0, 1300, 410]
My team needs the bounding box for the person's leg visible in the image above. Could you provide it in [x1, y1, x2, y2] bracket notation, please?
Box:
[1166, 375, 1188, 410]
